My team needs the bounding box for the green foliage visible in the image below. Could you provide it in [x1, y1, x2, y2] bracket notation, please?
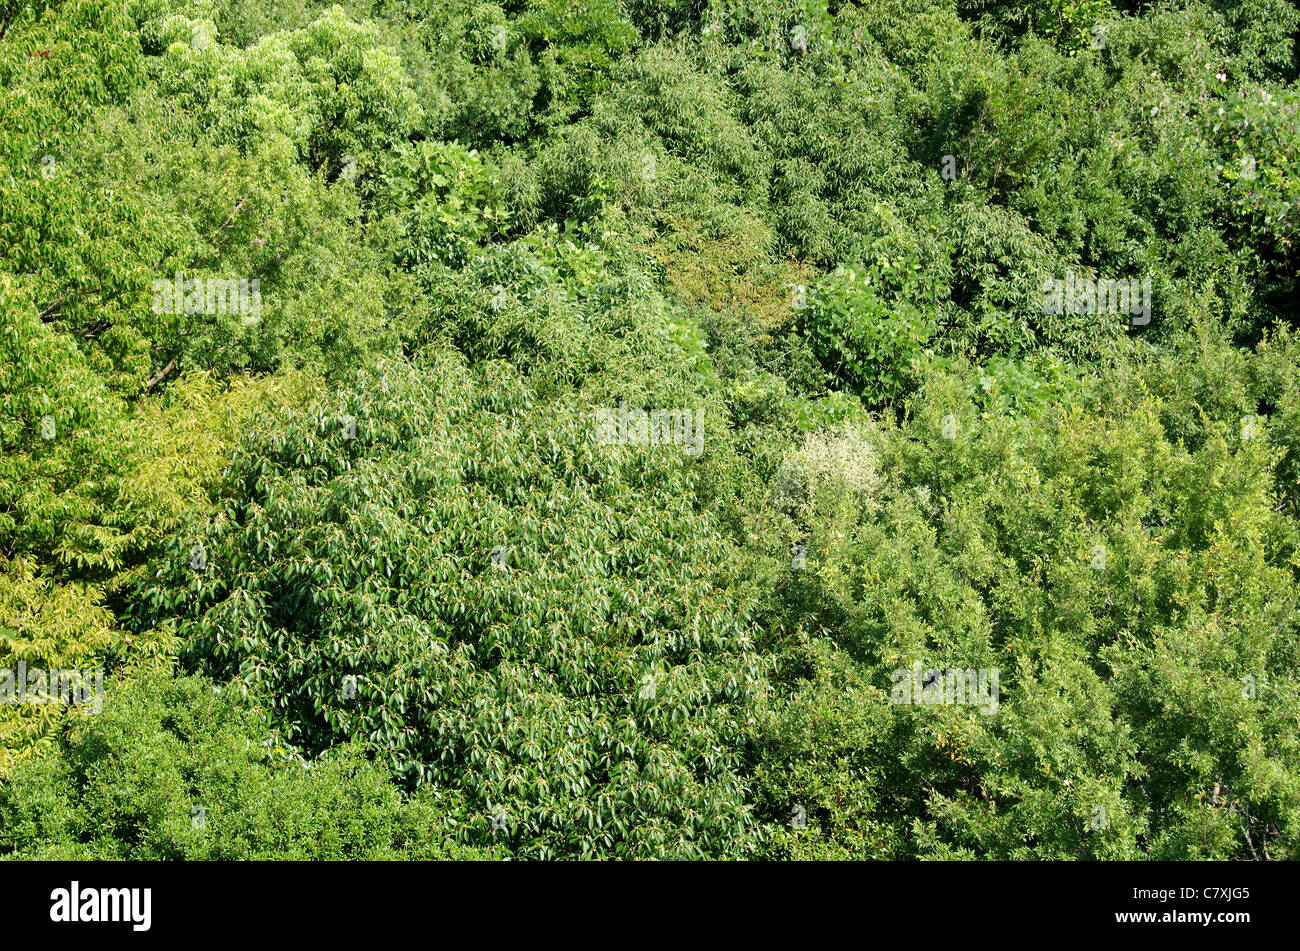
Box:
[1, 266, 315, 591]
[1207, 83, 1300, 257]
[133, 355, 765, 858]
[799, 243, 942, 405]
[384, 140, 509, 270]
[1, 266, 313, 773]
[149, 5, 424, 168]
[516, 0, 640, 119]
[752, 354, 1300, 858]
[3, 0, 1299, 863]
[1208, 0, 1300, 83]
[0, 667, 483, 858]
[958, 0, 1112, 51]
[1, 274, 131, 578]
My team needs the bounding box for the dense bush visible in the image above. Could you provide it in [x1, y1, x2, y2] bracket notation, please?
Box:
[132, 354, 765, 858]
[750, 349, 1300, 859]
[0, 667, 482, 858]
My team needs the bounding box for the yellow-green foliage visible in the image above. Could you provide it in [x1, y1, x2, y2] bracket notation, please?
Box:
[0, 359, 314, 773]
[2, 263, 314, 771]
[0, 560, 114, 774]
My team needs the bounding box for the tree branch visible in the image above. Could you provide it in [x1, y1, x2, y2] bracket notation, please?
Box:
[0, 3, 15, 44]
[144, 358, 176, 392]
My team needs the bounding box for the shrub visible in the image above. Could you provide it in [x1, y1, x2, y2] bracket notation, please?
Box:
[0, 667, 482, 859]
[752, 355, 1300, 858]
[132, 354, 766, 858]
[799, 246, 941, 406]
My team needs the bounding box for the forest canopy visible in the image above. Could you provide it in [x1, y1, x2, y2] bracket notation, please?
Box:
[1, 0, 1298, 860]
